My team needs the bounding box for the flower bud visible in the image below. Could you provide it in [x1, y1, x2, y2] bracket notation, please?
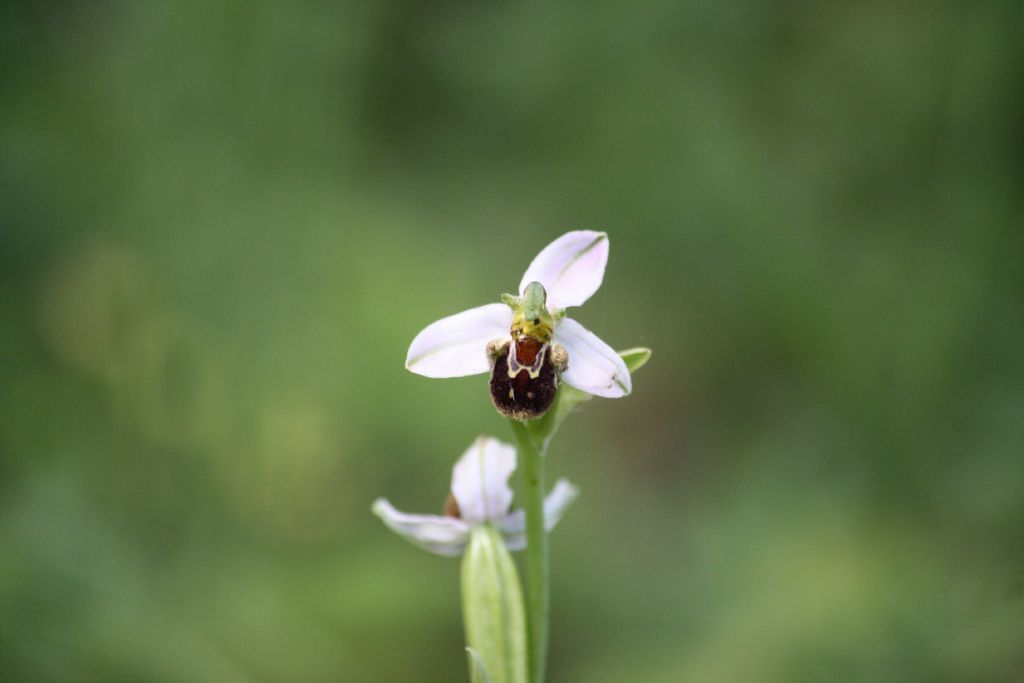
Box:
[461, 525, 528, 683]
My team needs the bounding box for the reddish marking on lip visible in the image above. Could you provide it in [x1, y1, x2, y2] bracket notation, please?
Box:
[515, 337, 543, 366]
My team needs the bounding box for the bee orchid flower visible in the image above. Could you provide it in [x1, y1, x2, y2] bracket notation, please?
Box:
[371, 436, 578, 557]
[405, 230, 632, 420]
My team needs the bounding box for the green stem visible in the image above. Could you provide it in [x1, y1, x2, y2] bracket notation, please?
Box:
[509, 419, 548, 683]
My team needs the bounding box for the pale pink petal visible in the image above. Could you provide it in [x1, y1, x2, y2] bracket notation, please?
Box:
[497, 479, 580, 551]
[554, 317, 631, 398]
[372, 498, 471, 557]
[451, 436, 517, 524]
[519, 231, 609, 310]
[406, 303, 512, 378]
[542, 478, 580, 528]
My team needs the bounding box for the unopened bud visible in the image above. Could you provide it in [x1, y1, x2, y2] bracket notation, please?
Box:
[461, 525, 528, 683]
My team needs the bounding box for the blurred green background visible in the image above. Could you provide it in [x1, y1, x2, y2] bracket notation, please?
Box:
[3, 2, 1023, 681]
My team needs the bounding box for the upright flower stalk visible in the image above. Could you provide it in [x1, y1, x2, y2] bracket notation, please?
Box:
[509, 420, 549, 683]
[379, 231, 650, 683]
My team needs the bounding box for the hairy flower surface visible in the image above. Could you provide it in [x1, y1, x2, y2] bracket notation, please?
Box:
[372, 436, 577, 556]
[405, 231, 632, 417]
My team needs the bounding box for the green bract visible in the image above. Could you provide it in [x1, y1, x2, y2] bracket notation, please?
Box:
[461, 525, 528, 683]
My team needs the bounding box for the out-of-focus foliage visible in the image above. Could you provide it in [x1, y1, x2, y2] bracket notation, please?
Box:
[2, 2, 1023, 681]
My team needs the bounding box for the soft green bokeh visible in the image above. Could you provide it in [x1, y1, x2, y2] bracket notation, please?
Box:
[2, 2, 1022, 681]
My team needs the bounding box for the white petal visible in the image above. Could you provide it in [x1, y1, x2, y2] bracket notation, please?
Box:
[372, 498, 471, 557]
[497, 479, 580, 551]
[451, 436, 517, 524]
[554, 317, 632, 398]
[541, 478, 581, 529]
[519, 231, 609, 310]
[406, 303, 512, 378]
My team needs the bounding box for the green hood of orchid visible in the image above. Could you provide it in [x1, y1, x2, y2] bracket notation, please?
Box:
[503, 282, 557, 344]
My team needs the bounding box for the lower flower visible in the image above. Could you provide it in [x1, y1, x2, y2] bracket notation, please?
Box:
[371, 436, 577, 683]
[371, 436, 578, 556]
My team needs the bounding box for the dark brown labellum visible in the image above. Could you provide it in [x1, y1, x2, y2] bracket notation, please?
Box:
[489, 339, 559, 420]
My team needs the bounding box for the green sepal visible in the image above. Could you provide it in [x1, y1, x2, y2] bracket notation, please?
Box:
[619, 346, 652, 373]
[461, 525, 528, 683]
